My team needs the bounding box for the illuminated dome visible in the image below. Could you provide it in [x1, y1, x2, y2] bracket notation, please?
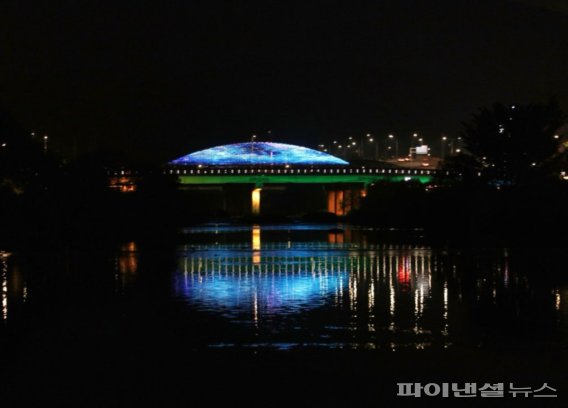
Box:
[170, 142, 349, 166]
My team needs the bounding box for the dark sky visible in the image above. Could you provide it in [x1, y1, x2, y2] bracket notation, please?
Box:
[1, 0, 567, 163]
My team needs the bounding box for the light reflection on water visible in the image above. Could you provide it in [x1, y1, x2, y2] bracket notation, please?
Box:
[115, 241, 139, 292]
[1, 224, 567, 351]
[174, 245, 441, 348]
[1, 251, 26, 326]
[171, 224, 568, 349]
[1, 252, 9, 321]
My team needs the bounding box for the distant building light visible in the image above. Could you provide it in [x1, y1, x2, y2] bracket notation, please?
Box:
[554, 134, 560, 139]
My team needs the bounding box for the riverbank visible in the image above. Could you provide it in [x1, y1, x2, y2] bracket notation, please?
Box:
[1, 180, 568, 250]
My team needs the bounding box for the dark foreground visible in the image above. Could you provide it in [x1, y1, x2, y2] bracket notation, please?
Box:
[3, 343, 567, 407]
[1, 224, 567, 407]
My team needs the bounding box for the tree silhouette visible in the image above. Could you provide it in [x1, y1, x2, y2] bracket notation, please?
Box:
[0, 109, 58, 194]
[461, 99, 566, 184]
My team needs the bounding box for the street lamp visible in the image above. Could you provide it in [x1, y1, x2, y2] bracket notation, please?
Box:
[388, 134, 398, 159]
[441, 136, 447, 160]
[366, 133, 378, 161]
[409, 132, 419, 157]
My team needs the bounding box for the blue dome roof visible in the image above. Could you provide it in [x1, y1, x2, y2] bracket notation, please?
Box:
[170, 142, 349, 166]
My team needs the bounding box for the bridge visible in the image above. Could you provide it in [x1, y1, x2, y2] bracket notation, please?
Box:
[168, 166, 436, 184]
[164, 141, 438, 215]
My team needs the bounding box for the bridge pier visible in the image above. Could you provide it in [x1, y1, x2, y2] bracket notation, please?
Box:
[327, 187, 366, 216]
[251, 187, 262, 215]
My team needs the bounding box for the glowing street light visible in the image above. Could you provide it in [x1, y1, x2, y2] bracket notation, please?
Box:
[441, 136, 448, 160]
[388, 134, 398, 158]
[365, 133, 378, 160]
[411, 132, 420, 150]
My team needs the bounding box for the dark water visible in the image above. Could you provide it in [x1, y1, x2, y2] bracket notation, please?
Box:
[1, 223, 568, 405]
[2, 224, 568, 348]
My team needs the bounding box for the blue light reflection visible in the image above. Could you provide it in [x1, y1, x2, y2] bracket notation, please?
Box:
[175, 251, 348, 319]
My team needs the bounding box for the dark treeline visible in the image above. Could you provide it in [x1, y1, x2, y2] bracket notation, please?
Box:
[351, 99, 568, 246]
[0, 110, 202, 249]
[349, 180, 568, 247]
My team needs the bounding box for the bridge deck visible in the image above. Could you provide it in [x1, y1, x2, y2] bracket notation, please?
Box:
[170, 167, 437, 185]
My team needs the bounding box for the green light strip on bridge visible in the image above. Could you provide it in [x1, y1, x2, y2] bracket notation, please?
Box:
[178, 174, 433, 185]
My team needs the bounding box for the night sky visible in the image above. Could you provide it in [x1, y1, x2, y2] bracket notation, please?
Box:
[1, 0, 567, 163]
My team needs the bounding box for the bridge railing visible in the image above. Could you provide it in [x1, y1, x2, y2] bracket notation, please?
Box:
[163, 166, 444, 177]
